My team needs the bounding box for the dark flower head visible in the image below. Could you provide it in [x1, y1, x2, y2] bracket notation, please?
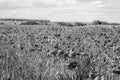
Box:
[68, 61, 78, 70]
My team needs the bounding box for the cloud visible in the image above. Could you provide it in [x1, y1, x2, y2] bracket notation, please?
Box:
[0, 0, 119, 10]
[76, 0, 100, 3]
[0, 1, 20, 10]
[0, 0, 32, 10]
[32, 0, 77, 7]
[95, 0, 120, 11]
[0, 0, 78, 10]
[0, 0, 110, 10]
[31, 0, 58, 7]
[90, 1, 103, 4]
[0, 0, 120, 23]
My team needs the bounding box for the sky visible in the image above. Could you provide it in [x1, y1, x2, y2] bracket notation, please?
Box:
[0, 0, 120, 22]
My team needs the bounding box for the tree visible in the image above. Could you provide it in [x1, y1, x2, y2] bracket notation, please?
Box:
[20, 21, 40, 25]
[92, 20, 108, 25]
[75, 22, 87, 26]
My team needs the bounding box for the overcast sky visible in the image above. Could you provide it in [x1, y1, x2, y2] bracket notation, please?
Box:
[0, 0, 120, 22]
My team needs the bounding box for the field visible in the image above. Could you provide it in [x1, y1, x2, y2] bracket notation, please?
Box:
[0, 22, 120, 80]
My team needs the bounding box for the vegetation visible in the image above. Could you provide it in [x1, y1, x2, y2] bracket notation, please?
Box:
[0, 22, 4, 25]
[75, 22, 87, 26]
[56, 22, 74, 27]
[91, 20, 109, 25]
[20, 21, 40, 25]
[20, 21, 50, 25]
[0, 19, 120, 80]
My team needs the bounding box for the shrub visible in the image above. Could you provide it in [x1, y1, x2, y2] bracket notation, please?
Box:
[110, 23, 120, 25]
[20, 21, 40, 25]
[57, 22, 74, 27]
[0, 23, 4, 25]
[75, 22, 87, 26]
[92, 20, 108, 25]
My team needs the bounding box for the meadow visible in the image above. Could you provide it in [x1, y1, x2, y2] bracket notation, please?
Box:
[0, 20, 120, 80]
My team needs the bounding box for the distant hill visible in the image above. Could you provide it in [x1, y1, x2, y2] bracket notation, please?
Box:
[91, 20, 120, 25]
[0, 18, 50, 22]
[0, 18, 120, 26]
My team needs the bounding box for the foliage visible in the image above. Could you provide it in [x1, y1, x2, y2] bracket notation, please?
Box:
[20, 21, 40, 25]
[92, 20, 108, 25]
[75, 22, 87, 26]
[0, 22, 4, 25]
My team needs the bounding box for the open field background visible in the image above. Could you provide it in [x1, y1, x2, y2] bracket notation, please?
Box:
[0, 20, 120, 80]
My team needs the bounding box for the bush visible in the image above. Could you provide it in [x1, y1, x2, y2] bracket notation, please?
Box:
[75, 22, 87, 26]
[57, 22, 68, 26]
[0, 23, 4, 25]
[110, 23, 120, 25]
[92, 20, 108, 25]
[57, 22, 74, 27]
[20, 21, 40, 25]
